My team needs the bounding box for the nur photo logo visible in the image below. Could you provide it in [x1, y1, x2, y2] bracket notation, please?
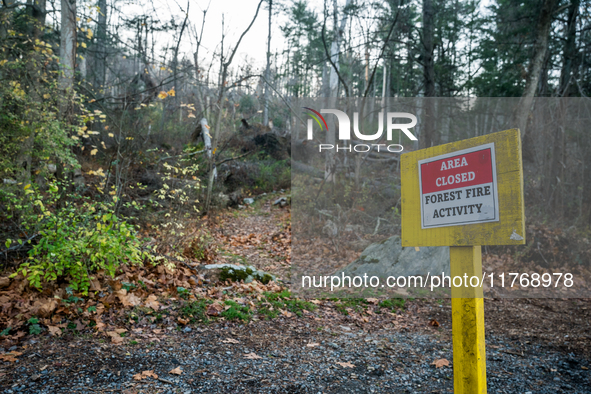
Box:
[304, 107, 418, 153]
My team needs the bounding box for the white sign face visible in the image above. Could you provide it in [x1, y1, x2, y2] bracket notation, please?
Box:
[418, 143, 499, 229]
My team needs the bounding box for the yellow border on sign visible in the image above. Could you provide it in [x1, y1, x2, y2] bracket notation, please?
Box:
[401, 128, 525, 247]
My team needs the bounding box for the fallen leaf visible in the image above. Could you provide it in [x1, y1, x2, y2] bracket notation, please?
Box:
[432, 358, 450, 368]
[74, 319, 86, 331]
[177, 317, 189, 325]
[206, 303, 223, 316]
[222, 338, 239, 344]
[336, 361, 355, 368]
[366, 298, 379, 304]
[169, 366, 183, 375]
[0, 352, 23, 363]
[429, 319, 440, 327]
[107, 331, 125, 344]
[306, 343, 320, 348]
[145, 295, 160, 310]
[244, 352, 262, 360]
[582, 366, 589, 370]
[133, 370, 158, 380]
[47, 326, 62, 337]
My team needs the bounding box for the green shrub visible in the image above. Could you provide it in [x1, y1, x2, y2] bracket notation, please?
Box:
[6, 182, 149, 294]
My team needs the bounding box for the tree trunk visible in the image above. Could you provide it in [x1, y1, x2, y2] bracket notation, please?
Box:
[513, 0, 558, 138]
[263, 0, 272, 126]
[329, 0, 352, 97]
[95, 0, 107, 91]
[559, 0, 579, 97]
[59, 0, 77, 98]
[421, 0, 437, 149]
[15, 0, 46, 183]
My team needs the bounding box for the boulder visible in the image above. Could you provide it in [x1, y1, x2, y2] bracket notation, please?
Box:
[337, 236, 450, 278]
[201, 263, 275, 284]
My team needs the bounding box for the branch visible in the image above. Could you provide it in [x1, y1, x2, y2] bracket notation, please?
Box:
[363, 3, 400, 98]
[224, 0, 264, 69]
[157, 149, 205, 163]
[216, 150, 254, 166]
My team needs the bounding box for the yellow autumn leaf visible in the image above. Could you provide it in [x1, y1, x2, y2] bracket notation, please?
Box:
[167, 88, 175, 97]
[160, 66, 166, 70]
[108, 133, 114, 138]
[81, 42, 87, 48]
[188, 113, 196, 118]
[0, 60, 7, 66]
[90, 149, 98, 156]
[43, 94, 50, 99]
[86, 18, 92, 22]
[157, 91, 168, 99]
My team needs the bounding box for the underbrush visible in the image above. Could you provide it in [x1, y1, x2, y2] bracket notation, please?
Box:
[2, 182, 148, 294]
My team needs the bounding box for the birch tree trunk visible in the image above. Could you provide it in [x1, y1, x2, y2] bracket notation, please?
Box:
[329, 0, 352, 97]
[263, 0, 272, 126]
[59, 0, 77, 98]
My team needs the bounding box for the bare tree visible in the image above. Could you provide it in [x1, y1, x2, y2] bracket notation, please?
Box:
[204, 0, 264, 212]
[513, 0, 559, 138]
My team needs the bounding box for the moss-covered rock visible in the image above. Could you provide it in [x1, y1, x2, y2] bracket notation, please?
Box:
[202, 263, 276, 284]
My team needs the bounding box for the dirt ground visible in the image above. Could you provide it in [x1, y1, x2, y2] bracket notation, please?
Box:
[0, 193, 589, 393]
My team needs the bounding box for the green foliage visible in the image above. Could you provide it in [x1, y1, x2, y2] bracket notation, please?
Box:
[177, 286, 190, 299]
[258, 291, 317, 319]
[333, 298, 368, 315]
[378, 298, 406, 311]
[28, 317, 42, 335]
[180, 298, 211, 323]
[0, 327, 11, 337]
[121, 282, 136, 292]
[253, 160, 291, 193]
[221, 300, 252, 322]
[5, 182, 148, 295]
[151, 162, 200, 237]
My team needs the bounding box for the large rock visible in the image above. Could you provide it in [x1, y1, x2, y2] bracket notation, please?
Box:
[337, 236, 450, 278]
[200, 263, 275, 284]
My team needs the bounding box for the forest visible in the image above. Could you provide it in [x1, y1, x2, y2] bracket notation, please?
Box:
[0, 0, 590, 393]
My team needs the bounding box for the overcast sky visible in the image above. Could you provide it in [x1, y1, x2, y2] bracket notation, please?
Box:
[111, 0, 325, 72]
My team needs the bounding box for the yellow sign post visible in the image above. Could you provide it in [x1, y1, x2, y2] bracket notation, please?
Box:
[401, 129, 525, 393]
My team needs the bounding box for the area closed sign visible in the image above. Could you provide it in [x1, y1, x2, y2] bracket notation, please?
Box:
[418, 143, 499, 229]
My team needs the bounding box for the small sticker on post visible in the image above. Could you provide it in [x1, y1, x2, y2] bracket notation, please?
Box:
[510, 230, 524, 241]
